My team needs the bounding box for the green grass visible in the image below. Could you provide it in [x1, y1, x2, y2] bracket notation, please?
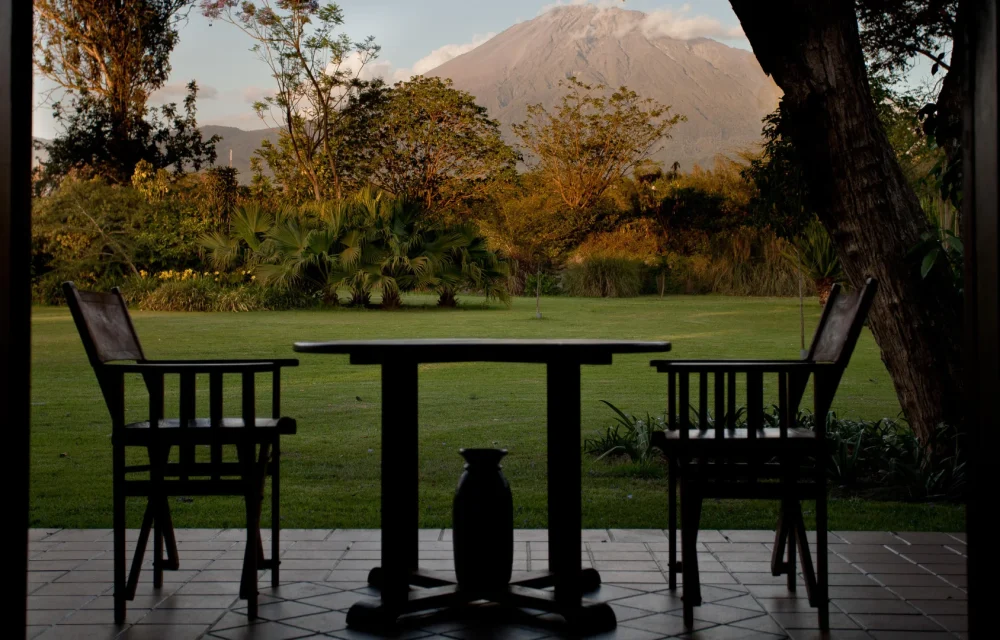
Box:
[29, 294, 964, 532]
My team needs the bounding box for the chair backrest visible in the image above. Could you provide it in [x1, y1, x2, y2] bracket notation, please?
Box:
[805, 278, 878, 368]
[63, 282, 146, 368]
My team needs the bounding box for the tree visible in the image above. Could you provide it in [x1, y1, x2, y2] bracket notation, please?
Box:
[729, 0, 964, 448]
[856, 0, 964, 206]
[359, 76, 519, 219]
[34, 1, 217, 183]
[741, 106, 812, 238]
[513, 78, 685, 211]
[202, 1, 380, 201]
[39, 83, 219, 188]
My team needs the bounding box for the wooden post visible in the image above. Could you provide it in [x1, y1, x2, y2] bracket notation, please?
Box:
[1, 0, 32, 634]
[547, 361, 582, 604]
[381, 361, 420, 607]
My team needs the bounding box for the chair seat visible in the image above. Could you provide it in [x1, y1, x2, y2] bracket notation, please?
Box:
[659, 427, 816, 440]
[117, 417, 296, 445]
[654, 428, 820, 452]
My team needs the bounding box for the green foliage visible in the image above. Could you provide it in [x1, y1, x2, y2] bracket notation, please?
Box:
[783, 218, 844, 301]
[590, 399, 966, 501]
[522, 271, 562, 297]
[583, 401, 666, 466]
[741, 105, 812, 238]
[39, 83, 219, 188]
[562, 258, 645, 298]
[204, 1, 380, 201]
[514, 77, 685, 210]
[132, 277, 311, 312]
[34, 1, 216, 185]
[200, 189, 510, 309]
[357, 76, 519, 218]
[31, 177, 213, 302]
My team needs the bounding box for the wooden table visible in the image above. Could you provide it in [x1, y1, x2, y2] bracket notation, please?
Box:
[292, 339, 671, 631]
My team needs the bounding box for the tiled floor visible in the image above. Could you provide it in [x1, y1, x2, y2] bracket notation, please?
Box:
[27, 528, 967, 639]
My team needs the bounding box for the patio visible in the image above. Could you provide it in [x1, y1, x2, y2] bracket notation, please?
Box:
[27, 528, 967, 640]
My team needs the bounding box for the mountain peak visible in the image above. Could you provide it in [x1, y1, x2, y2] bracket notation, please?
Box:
[426, 5, 779, 170]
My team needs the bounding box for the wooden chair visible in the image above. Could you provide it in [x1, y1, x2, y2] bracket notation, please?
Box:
[650, 278, 877, 630]
[63, 282, 299, 623]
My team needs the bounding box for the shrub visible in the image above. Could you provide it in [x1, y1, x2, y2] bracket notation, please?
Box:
[708, 227, 803, 297]
[562, 257, 645, 298]
[137, 278, 218, 311]
[589, 400, 966, 501]
[782, 218, 844, 304]
[583, 401, 666, 465]
[522, 271, 562, 296]
[31, 177, 214, 303]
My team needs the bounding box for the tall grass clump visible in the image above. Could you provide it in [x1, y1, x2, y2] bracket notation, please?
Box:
[562, 257, 645, 297]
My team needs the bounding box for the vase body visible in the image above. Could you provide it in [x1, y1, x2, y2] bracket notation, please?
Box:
[453, 448, 513, 591]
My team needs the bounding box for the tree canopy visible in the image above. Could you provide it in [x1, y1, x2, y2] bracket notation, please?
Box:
[202, 0, 380, 201]
[359, 76, 519, 219]
[34, 1, 217, 185]
[513, 78, 685, 211]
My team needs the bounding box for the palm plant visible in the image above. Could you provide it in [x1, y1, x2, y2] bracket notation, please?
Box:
[783, 217, 844, 305]
[199, 203, 279, 271]
[198, 189, 506, 309]
[433, 225, 511, 307]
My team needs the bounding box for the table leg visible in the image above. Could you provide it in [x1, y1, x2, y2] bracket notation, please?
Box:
[547, 361, 582, 605]
[380, 361, 420, 607]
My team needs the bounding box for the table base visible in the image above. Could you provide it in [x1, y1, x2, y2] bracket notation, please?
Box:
[346, 567, 617, 632]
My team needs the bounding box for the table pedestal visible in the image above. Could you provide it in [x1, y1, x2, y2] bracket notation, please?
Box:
[346, 567, 617, 632]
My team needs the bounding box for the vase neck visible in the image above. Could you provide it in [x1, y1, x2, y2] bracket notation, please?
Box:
[459, 448, 507, 468]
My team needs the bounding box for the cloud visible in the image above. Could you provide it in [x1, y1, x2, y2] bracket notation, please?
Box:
[151, 82, 218, 103]
[640, 7, 745, 41]
[537, 1, 745, 42]
[338, 51, 395, 82]
[538, 0, 620, 15]
[242, 87, 274, 104]
[393, 33, 497, 81]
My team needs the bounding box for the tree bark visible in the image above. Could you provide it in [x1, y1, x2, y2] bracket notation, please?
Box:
[730, 0, 964, 446]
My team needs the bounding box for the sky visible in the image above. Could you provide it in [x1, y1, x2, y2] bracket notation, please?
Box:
[32, 0, 935, 139]
[31, 0, 749, 138]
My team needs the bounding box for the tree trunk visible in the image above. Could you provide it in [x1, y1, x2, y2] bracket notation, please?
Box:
[730, 0, 964, 446]
[438, 287, 458, 308]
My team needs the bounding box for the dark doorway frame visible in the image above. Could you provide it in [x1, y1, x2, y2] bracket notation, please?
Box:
[1, 0, 33, 636]
[964, 1, 998, 637]
[3, 2, 997, 637]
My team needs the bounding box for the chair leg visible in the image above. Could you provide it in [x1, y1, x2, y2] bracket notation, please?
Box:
[161, 498, 180, 571]
[771, 502, 789, 577]
[668, 456, 678, 591]
[153, 507, 164, 588]
[786, 508, 797, 592]
[240, 444, 260, 619]
[113, 447, 127, 625]
[816, 490, 829, 630]
[126, 503, 154, 600]
[271, 439, 281, 589]
[680, 478, 702, 628]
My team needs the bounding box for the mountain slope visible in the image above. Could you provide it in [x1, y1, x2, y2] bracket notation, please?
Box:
[426, 5, 780, 170]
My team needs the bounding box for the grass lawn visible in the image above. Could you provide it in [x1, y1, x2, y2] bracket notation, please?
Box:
[30, 294, 964, 532]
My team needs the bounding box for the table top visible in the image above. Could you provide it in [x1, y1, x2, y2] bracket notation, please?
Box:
[293, 338, 671, 365]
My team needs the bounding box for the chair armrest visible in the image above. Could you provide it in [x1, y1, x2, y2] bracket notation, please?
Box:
[650, 360, 820, 373]
[107, 362, 293, 374]
[142, 359, 299, 368]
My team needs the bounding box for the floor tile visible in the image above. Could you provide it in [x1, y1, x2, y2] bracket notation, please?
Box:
[24, 528, 969, 640]
[852, 613, 947, 631]
[621, 611, 713, 634]
[281, 610, 350, 633]
[613, 592, 684, 613]
[212, 620, 318, 639]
